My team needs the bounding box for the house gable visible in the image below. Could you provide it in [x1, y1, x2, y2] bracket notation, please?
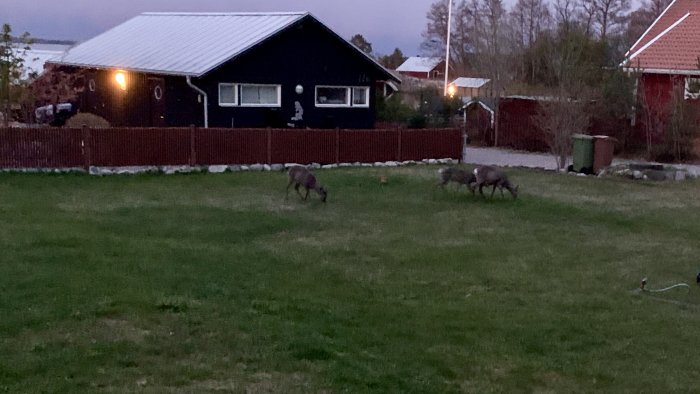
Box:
[624, 0, 700, 74]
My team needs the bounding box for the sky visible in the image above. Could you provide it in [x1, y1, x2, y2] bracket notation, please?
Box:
[3, 0, 445, 56]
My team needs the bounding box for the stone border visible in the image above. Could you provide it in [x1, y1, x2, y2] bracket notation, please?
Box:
[0, 159, 459, 176]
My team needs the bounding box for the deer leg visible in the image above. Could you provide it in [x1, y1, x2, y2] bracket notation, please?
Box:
[304, 188, 310, 200]
[285, 180, 293, 200]
[295, 184, 304, 200]
[479, 184, 485, 197]
[490, 185, 497, 198]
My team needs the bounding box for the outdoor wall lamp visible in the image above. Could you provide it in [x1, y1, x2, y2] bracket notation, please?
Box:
[295, 85, 304, 95]
[115, 71, 127, 91]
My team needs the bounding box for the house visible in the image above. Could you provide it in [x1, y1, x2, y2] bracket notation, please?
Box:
[622, 0, 700, 118]
[448, 77, 490, 100]
[47, 12, 399, 129]
[396, 57, 445, 80]
[15, 43, 71, 80]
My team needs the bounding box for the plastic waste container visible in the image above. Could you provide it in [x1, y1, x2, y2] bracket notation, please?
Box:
[593, 135, 616, 174]
[572, 134, 594, 173]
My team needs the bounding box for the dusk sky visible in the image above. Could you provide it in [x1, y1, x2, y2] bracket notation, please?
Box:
[4, 0, 448, 56]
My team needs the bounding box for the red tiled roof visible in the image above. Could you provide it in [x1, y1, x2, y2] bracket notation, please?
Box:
[625, 0, 700, 73]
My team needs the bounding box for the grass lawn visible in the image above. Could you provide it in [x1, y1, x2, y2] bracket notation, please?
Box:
[1, 166, 700, 393]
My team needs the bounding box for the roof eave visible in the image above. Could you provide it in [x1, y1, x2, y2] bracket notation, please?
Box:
[45, 60, 200, 77]
[622, 67, 700, 76]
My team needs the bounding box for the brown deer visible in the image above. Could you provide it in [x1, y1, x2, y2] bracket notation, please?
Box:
[438, 167, 477, 194]
[286, 165, 328, 202]
[473, 165, 519, 199]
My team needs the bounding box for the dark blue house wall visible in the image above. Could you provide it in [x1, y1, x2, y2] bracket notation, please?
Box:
[197, 17, 387, 129]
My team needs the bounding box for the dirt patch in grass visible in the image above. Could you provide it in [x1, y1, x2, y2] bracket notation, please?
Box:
[94, 318, 151, 343]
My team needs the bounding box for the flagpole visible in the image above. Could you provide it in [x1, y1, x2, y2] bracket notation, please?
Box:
[444, 0, 453, 96]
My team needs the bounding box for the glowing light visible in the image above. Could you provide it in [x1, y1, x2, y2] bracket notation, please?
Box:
[447, 84, 456, 97]
[115, 71, 127, 91]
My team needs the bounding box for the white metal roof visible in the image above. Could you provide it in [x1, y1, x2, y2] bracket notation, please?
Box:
[49, 12, 310, 77]
[396, 56, 443, 73]
[450, 77, 490, 89]
[13, 44, 71, 80]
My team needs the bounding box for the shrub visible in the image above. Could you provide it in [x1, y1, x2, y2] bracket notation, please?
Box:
[65, 113, 110, 128]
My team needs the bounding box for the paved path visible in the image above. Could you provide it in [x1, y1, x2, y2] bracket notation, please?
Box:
[463, 146, 700, 177]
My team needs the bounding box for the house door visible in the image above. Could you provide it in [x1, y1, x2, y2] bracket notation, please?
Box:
[148, 77, 166, 127]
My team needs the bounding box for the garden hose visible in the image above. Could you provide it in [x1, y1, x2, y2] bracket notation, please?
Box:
[639, 277, 690, 293]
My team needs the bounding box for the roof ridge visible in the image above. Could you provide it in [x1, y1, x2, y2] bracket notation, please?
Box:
[141, 12, 308, 16]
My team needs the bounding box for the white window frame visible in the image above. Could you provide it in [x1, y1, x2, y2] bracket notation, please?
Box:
[351, 87, 370, 108]
[315, 86, 370, 108]
[685, 77, 700, 100]
[218, 83, 238, 107]
[239, 83, 282, 107]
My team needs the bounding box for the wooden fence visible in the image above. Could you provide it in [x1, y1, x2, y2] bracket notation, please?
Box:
[0, 127, 463, 168]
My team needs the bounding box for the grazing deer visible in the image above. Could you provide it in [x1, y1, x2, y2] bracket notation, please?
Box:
[473, 165, 519, 199]
[438, 167, 477, 194]
[286, 165, 327, 202]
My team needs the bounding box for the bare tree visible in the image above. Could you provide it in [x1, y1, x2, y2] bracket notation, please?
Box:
[596, 0, 631, 41]
[534, 27, 595, 169]
[509, 0, 551, 83]
[625, 0, 672, 47]
[553, 0, 579, 31]
[421, 0, 479, 77]
[578, 0, 599, 38]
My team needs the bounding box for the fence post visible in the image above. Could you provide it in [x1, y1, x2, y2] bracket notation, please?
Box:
[397, 127, 402, 162]
[335, 128, 340, 164]
[189, 124, 197, 166]
[81, 124, 92, 169]
[266, 128, 272, 165]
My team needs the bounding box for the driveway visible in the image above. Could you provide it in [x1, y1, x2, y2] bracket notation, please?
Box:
[463, 146, 700, 177]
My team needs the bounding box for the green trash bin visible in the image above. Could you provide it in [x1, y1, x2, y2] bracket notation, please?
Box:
[572, 134, 594, 173]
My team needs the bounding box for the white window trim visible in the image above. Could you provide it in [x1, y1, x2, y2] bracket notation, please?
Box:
[315, 86, 370, 108]
[315, 86, 351, 107]
[685, 77, 700, 100]
[352, 87, 370, 108]
[218, 83, 238, 107]
[239, 83, 282, 107]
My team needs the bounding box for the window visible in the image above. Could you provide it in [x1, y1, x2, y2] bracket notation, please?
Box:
[352, 87, 369, 107]
[685, 77, 700, 100]
[316, 87, 349, 106]
[315, 86, 370, 108]
[219, 83, 237, 106]
[240, 84, 281, 106]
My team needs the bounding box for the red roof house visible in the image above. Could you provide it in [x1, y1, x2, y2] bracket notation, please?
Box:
[623, 0, 700, 136]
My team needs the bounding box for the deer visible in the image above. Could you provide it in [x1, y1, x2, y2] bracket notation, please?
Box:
[286, 165, 328, 202]
[438, 167, 477, 194]
[473, 165, 519, 199]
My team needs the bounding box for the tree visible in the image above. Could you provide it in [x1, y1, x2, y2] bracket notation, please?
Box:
[595, 0, 631, 41]
[0, 23, 32, 126]
[349, 34, 373, 55]
[378, 48, 407, 70]
[625, 0, 671, 47]
[578, 0, 599, 38]
[533, 27, 601, 169]
[509, 0, 551, 83]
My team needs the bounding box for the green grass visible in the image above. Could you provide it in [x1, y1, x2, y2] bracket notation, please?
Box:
[1, 167, 700, 393]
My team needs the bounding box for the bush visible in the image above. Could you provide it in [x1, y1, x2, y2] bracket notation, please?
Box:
[65, 113, 110, 128]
